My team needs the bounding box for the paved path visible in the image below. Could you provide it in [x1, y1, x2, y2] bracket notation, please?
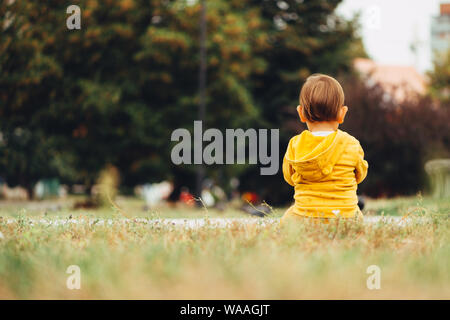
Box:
[4, 216, 419, 228]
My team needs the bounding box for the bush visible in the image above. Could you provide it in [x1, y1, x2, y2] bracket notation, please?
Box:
[341, 76, 450, 197]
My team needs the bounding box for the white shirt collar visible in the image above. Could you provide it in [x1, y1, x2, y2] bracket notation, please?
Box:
[310, 130, 335, 137]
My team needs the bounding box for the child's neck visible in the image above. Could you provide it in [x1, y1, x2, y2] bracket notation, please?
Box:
[306, 121, 339, 133]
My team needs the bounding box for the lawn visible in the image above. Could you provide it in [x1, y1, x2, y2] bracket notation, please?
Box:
[0, 195, 448, 299]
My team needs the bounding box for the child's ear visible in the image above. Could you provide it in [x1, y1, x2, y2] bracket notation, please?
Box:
[297, 105, 307, 123]
[338, 106, 348, 124]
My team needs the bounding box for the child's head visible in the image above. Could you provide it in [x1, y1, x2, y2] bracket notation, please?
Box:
[297, 74, 347, 126]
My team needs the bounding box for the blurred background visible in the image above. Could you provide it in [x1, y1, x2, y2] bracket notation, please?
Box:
[0, 0, 449, 212]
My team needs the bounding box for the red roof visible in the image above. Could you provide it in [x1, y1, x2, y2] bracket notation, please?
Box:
[353, 58, 427, 101]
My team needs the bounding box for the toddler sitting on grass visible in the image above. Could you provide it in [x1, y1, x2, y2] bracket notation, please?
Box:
[281, 74, 368, 224]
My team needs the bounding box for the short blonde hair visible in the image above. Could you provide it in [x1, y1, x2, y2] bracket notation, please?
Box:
[299, 74, 345, 122]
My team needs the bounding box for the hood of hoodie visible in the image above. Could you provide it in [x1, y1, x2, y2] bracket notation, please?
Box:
[284, 129, 350, 182]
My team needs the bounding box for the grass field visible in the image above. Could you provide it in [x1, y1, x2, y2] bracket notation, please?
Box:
[0, 195, 449, 299]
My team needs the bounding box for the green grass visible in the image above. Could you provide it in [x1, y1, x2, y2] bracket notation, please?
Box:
[1, 194, 448, 218]
[0, 195, 448, 299]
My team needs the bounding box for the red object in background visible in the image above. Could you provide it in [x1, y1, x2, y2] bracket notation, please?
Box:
[441, 3, 450, 15]
[241, 191, 259, 205]
[179, 191, 195, 206]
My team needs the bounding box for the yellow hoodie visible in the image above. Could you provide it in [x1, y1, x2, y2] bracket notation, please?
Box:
[282, 129, 368, 220]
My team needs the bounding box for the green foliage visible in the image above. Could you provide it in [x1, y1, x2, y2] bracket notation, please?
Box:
[427, 50, 450, 104]
[342, 76, 450, 197]
[0, 0, 365, 201]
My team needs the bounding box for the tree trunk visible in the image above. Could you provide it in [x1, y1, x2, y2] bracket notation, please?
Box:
[25, 183, 34, 200]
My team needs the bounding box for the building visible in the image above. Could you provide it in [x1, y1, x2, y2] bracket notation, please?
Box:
[431, 3, 450, 60]
[353, 58, 427, 102]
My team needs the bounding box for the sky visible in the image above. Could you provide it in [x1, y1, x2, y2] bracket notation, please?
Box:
[336, 0, 443, 74]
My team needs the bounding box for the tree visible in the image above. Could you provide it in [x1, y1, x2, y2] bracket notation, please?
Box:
[0, 1, 70, 198]
[0, 0, 366, 204]
[0, 0, 272, 195]
[341, 75, 450, 197]
[428, 50, 450, 104]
